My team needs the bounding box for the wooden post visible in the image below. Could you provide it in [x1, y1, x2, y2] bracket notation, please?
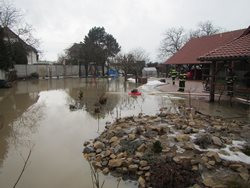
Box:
[209, 62, 216, 102]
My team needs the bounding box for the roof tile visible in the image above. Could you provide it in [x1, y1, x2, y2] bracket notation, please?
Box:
[165, 29, 245, 64]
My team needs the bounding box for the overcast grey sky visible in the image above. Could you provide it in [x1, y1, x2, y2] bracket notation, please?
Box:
[13, 0, 250, 62]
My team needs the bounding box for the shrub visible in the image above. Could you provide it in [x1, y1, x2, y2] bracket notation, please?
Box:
[152, 140, 162, 153]
[29, 72, 39, 79]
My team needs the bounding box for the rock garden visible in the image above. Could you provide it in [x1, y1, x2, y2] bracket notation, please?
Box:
[83, 107, 250, 187]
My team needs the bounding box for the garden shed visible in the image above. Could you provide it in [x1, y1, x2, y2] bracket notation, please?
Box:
[142, 67, 158, 78]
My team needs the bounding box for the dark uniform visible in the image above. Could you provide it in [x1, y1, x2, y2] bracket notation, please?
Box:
[226, 68, 236, 96]
[170, 69, 178, 85]
[178, 72, 186, 92]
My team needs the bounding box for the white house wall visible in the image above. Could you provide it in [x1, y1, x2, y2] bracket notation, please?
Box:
[0, 70, 6, 80]
[27, 51, 38, 64]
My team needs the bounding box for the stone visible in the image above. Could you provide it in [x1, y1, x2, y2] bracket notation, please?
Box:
[117, 152, 124, 158]
[229, 164, 243, 171]
[110, 154, 116, 159]
[94, 141, 105, 149]
[93, 161, 102, 168]
[192, 165, 198, 171]
[144, 130, 158, 138]
[173, 155, 191, 163]
[135, 152, 143, 158]
[192, 128, 199, 133]
[175, 134, 190, 142]
[128, 134, 136, 140]
[205, 163, 213, 169]
[208, 160, 215, 166]
[138, 176, 146, 187]
[85, 153, 96, 159]
[83, 141, 90, 146]
[141, 166, 150, 171]
[110, 136, 119, 143]
[240, 172, 249, 181]
[237, 167, 248, 174]
[96, 148, 102, 154]
[145, 172, 150, 177]
[104, 150, 111, 157]
[189, 121, 196, 126]
[128, 164, 138, 171]
[162, 147, 171, 153]
[102, 167, 109, 175]
[183, 142, 194, 150]
[113, 145, 122, 153]
[137, 171, 144, 176]
[184, 127, 192, 134]
[108, 159, 123, 168]
[191, 159, 199, 165]
[201, 156, 208, 163]
[139, 160, 148, 167]
[212, 136, 223, 146]
[137, 143, 147, 152]
[101, 160, 108, 167]
[192, 184, 201, 188]
[203, 177, 217, 187]
[206, 151, 221, 163]
[83, 146, 95, 154]
[122, 167, 128, 173]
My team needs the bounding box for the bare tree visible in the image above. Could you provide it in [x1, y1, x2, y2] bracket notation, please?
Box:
[158, 27, 187, 60]
[129, 47, 150, 63]
[189, 20, 221, 39]
[112, 53, 145, 82]
[0, 0, 40, 49]
[0, 0, 22, 28]
[57, 53, 67, 64]
[158, 21, 221, 61]
[198, 20, 220, 36]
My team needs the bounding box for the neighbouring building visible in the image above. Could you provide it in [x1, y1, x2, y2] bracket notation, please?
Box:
[2, 27, 39, 64]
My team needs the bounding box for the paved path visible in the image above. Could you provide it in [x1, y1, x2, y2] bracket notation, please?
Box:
[156, 78, 207, 95]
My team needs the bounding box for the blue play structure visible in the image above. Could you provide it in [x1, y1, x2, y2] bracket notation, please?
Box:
[107, 69, 119, 78]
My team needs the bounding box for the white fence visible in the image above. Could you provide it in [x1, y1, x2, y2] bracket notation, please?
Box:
[14, 64, 85, 78]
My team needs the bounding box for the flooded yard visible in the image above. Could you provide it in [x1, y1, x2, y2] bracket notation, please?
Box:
[0, 78, 249, 188]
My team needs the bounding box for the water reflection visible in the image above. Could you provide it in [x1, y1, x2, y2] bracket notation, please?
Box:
[0, 78, 143, 188]
[0, 78, 249, 188]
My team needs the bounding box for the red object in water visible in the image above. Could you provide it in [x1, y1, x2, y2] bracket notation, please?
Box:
[128, 92, 142, 96]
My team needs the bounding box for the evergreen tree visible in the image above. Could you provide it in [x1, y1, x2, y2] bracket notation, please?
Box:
[82, 27, 120, 76]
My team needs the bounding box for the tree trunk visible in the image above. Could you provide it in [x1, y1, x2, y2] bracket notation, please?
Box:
[102, 64, 105, 77]
[85, 64, 88, 77]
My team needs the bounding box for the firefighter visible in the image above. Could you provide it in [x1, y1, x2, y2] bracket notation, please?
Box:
[170, 68, 178, 85]
[178, 71, 186, 92]
[226, 68, 236, 96]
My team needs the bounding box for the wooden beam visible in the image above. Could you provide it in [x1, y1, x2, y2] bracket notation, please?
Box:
[209, 62, 216, 102]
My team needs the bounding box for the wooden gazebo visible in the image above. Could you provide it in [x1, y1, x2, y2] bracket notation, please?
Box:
[198, 26, 250, 102]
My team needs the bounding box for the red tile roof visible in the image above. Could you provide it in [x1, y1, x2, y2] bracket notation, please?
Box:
[164, 29, 246, 65]
[198, 26, 250, 61]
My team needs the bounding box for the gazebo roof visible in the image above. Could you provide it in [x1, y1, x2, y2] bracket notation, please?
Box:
[198, 26, 250, 61]
[164, 29, 245, 65]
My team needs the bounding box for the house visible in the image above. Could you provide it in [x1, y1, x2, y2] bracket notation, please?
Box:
[164, 28, 246, 79]
[2, 27, 38, 64]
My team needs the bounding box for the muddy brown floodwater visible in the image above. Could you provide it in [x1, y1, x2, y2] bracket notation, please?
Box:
[0, 78, 249, 188]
